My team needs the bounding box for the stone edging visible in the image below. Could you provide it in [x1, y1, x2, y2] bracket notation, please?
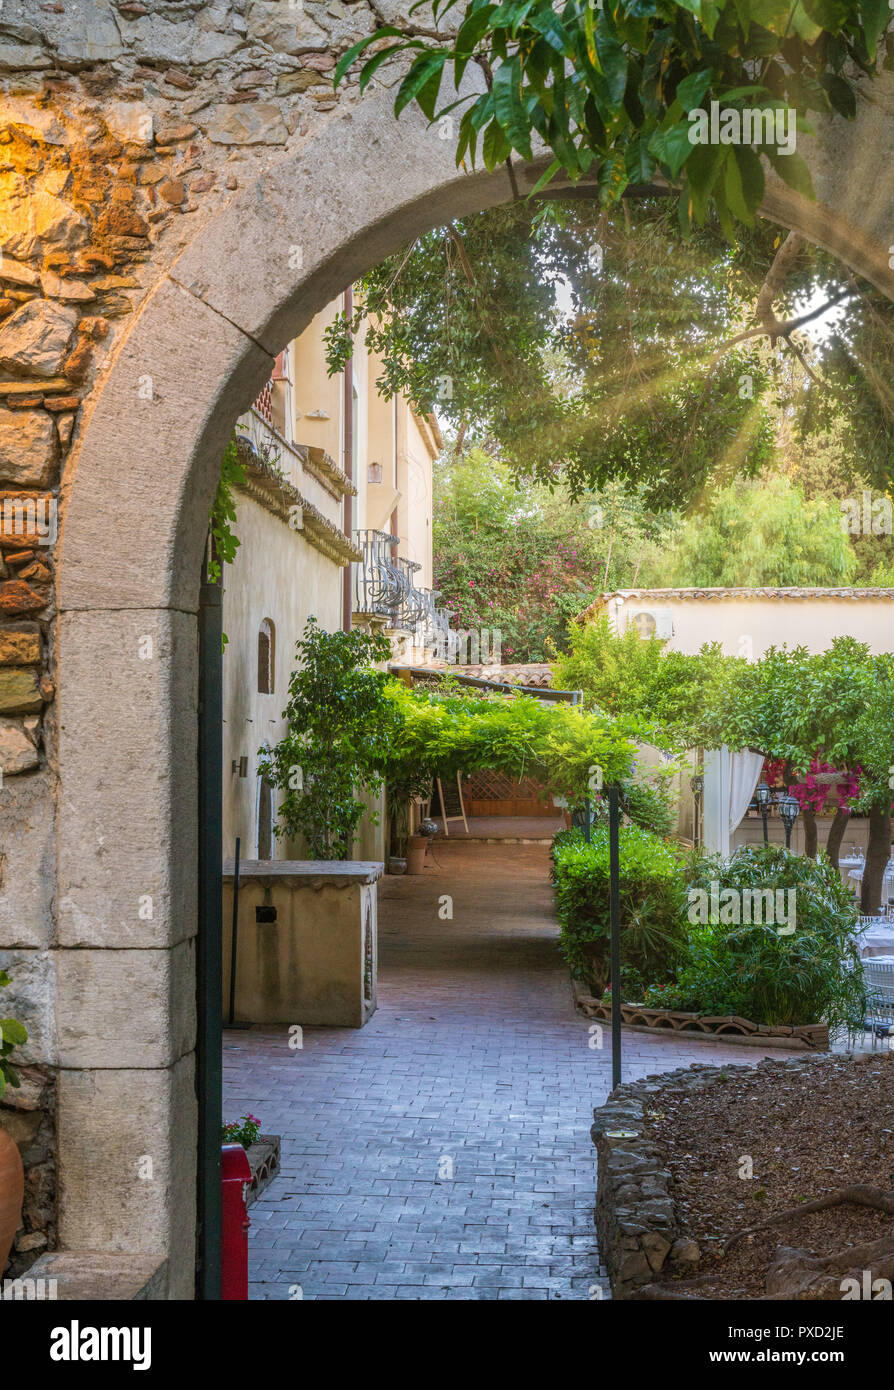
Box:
[591, 1054, 845, 1299]
[245, 1135, 281, 1209]
[572, 979, 829, 1050]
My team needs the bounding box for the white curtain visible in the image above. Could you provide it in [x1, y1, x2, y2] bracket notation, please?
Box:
[728, 750, 765, 833]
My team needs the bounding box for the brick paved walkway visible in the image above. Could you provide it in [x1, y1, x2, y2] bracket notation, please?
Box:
[222, 840, 794, 1300]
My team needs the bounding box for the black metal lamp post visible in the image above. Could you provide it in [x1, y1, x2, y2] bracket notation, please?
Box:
[754, 780, 772, 843]
[778, 793, 800, 849]
[608, 785, 622, 1089]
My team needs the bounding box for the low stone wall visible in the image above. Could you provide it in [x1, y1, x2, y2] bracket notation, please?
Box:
[591, 1056, 841, 1299]
[0, 1063, 56, 1278]
[592, 1078, 687, 1298]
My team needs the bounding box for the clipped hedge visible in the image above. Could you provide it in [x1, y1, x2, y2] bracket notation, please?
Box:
[552, 826, 688, 999]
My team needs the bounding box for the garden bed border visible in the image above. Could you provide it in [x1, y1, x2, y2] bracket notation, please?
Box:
[592, 1054, 846, 1299]
[572, 979, 829, 1050]
[244, 1135, 280, 1208]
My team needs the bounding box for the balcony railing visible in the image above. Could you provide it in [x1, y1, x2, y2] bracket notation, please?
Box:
[353, 531, 451, 641]
[353, 529, 404, 623]
[395, 558, 426, 631]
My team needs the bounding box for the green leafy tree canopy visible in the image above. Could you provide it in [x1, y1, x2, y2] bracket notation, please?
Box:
[336, 0, 892, 231]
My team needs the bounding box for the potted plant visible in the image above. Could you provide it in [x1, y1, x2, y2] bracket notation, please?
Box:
[386, 782, 412, 874]
[0, 969, 26, 1271]
[383, 705, 439, 874]
[221, 1114, 261, 1150]
[405, 817, 437, 875]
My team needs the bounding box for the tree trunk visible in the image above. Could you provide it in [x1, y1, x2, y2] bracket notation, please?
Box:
[824, 807, 850, 870]
[601, 526, 615, 589]
[861, 805, 892, 915]
[802, 808, 818, 859]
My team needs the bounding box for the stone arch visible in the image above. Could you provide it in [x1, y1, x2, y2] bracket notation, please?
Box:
[52, 78, 894, 1297]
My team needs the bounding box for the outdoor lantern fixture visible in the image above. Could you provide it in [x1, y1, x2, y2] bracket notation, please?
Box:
[690, 773, 704, 850]
[778, 793, 800, 848]
[754, 780, 772, 844]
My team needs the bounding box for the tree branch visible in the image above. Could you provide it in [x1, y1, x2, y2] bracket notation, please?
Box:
[707, 287, 853, 372]
[448, 226, 513, 375]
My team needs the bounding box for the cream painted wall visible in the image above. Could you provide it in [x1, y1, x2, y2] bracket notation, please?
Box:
[604, 592, 894, 656]
[365, 361, 399, 535]
[221, 493, 341, 860]
[361, 362, 439, 580]
[290, 299, 345, 457]
[404, 406, 435, 587]
[279, 298, 441, 563]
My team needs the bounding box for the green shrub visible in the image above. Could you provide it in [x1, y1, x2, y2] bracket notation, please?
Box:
[260, 619, 401, 860]
[552, 826, 688, 998]
[618, 780, 677, 837]
[644, 844, 865, 1030]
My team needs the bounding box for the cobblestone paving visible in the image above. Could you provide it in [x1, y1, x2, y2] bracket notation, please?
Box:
[223, 840, 794, 1300]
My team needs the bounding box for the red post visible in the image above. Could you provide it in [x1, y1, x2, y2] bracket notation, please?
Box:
[221, 1143, 252, 1300]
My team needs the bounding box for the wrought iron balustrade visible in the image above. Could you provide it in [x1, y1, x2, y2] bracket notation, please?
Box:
[395, 558, 427, 631]
[353, 532, 452, 640]
[412, 586, 452, 655]
[353, 529, 404, 621]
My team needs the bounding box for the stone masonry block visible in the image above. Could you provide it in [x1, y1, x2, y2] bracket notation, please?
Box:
[57, 607, 197, 948]
[56, 941, 195, 1068]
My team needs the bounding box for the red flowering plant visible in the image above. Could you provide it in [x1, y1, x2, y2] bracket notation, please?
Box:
[221, 1114, 262, 1149]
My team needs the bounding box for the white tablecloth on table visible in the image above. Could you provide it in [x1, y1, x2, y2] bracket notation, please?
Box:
[838, 855, 864, 888]
[847, 862, 894, 903]
[858, 920, 894, 958]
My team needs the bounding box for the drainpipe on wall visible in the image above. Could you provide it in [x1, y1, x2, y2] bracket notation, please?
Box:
[390, 394, 399, 583]
[342, 284, 354, 633]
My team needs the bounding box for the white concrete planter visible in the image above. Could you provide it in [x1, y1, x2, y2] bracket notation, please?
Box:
[222, 860, 382, 1028]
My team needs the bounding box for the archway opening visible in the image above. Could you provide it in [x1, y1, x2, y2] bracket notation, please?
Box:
[56, 89, 894, 1300]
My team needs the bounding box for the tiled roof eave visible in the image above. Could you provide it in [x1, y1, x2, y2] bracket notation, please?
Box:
[305, 445, 357, 498]
[235, 454, 361, 567]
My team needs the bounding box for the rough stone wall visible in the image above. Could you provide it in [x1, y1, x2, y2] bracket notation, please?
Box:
[591, 1055, 847, 1299]
[0, 1065, 55, 1276]
[0, 0, 414, 1276]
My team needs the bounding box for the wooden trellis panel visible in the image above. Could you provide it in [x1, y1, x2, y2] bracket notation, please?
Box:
[463, 769, 555, 817]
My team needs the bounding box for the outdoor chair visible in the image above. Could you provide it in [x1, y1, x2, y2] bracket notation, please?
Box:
[861, 960, 894, 1049]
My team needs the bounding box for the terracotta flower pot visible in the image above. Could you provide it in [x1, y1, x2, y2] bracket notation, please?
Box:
[0, 1127, 24, 1271]
[405, 836, 428, 875]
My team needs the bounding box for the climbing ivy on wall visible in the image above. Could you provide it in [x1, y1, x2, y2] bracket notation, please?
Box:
[208, 437, 246, 587]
